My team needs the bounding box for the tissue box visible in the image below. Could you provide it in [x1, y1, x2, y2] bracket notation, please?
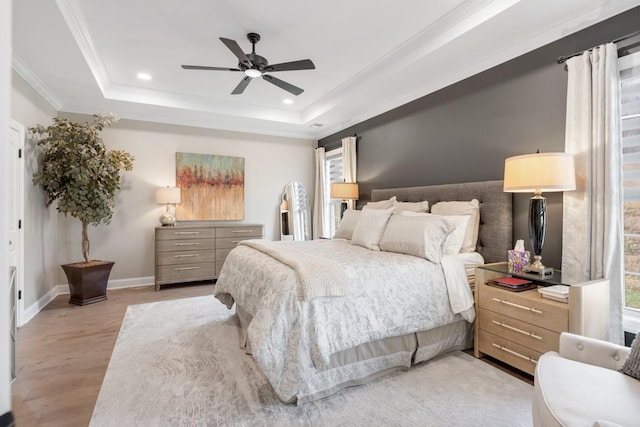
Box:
[508, 250, 530, 272]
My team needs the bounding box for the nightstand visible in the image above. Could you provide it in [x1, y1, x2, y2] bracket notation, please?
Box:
[474, 262, 609, 375]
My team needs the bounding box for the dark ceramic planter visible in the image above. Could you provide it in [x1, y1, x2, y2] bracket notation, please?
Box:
[61, 261, 115, 306]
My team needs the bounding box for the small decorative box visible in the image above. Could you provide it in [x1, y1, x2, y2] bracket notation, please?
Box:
[508, 250, 530, 272]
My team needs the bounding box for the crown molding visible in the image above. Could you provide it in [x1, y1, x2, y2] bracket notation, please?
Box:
[11, 54, 63, 110]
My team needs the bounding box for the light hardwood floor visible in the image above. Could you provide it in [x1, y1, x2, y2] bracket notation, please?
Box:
[11, 283, 214, 427]
[11, 282, 531, 426]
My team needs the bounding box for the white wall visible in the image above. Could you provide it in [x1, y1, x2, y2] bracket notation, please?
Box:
[11, 72, 59, 309]
[1, 0, 12, 418]
[57, 114, 315, 283]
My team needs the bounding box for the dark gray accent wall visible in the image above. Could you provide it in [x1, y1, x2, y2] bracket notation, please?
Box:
[319, 6, 640, 270]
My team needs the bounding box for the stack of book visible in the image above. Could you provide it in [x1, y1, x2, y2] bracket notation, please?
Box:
[538, 285, 569, 303]
[492, 276, 535, 291]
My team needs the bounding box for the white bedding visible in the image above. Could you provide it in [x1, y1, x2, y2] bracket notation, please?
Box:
[214, 239, 475, 403]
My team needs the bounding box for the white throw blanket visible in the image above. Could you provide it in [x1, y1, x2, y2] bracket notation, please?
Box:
[440, 254, 476, 322]
[239, 240, 351, 300]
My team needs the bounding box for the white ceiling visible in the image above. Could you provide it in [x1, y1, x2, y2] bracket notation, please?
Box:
[11, 0, 640, 140]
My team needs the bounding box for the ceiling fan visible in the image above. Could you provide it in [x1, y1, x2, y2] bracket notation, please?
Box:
[181, 32, 315, 96]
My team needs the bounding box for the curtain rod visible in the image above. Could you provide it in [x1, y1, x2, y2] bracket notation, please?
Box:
[556, 29, 640, 64]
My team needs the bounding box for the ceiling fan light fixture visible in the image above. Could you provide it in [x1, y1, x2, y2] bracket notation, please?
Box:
[244, 69, 262, 78]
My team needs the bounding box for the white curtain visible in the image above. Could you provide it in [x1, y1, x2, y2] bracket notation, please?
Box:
[312, 147, 328, 239]
[342, 136, 357, 209]
[562, 43, 624, 343]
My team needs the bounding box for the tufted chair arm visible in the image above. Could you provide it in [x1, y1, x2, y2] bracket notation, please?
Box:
[559, 332, 630, 371]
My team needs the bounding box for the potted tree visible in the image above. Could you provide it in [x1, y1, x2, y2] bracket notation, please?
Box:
[31, 114, 134, 305]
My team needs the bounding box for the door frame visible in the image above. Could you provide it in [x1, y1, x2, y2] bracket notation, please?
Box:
[9, 120, 25, 327]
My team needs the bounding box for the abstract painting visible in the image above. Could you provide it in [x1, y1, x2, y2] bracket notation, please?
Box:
[175, 152, 245, 220]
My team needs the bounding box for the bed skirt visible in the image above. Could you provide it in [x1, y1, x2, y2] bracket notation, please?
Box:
[236, 305, 473, 403]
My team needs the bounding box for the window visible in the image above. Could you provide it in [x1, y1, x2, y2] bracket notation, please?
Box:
[324, 147, 343, 238]
[620, 49, 640, 332]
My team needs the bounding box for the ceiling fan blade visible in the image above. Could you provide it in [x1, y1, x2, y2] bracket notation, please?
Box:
[181, 65, 242, 71]
[262, 74, 304, 96]
[231, 76, 252, 95]
[219, 37, 251, 67]
[266, 59, 316, 72]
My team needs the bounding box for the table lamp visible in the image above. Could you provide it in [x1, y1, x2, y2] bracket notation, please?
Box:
[155, 186, 181, 226]
[330, 182, 359, 218]
[503, 152, 575, 275]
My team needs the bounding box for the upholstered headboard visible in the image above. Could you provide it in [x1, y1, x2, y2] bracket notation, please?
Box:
[371, 180, 512, 263]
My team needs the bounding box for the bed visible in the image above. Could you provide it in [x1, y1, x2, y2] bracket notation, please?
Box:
[214, 180, 512, 404]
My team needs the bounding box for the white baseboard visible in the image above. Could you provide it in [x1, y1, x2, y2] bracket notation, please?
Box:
[21, 286, 59, 326]
[23, 276, 156, 325]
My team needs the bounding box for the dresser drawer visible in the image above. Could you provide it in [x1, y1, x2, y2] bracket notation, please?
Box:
[216, 236, 258, 249]
[478, 330, 541, 376]
[216, 226, 263, 239]
[156, 249, 215, 266]
[156, 227, 216, 240]
[156, 262, 215, 284]
[479, 284, 568, 333]
[156, 238, 215, 252]
[478, 308, 560, 354]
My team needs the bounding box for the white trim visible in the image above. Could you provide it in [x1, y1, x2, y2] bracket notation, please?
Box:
[9, 120, 25, 328]
[624, 309, 640, 334]
[11, 54, 63, 110]
[22, 276, 155, 325]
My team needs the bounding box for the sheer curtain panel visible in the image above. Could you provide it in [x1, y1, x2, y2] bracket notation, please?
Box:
[342, 136, 357, 210]
[562, 43, 624, 343]
[313, 147, 329, 239]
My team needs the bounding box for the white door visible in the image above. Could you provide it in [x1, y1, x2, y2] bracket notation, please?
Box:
[9, 120, 24, 327]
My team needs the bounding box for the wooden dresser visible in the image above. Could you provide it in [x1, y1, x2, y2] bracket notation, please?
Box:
[155, 224, 263, 290]
[474, 262, 609, 375]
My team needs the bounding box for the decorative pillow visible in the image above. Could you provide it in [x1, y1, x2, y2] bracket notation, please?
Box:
[619, 334, 640, 380]
[393, 200, 429, 213]
[365, 196, 397, 210]
[351, 207, 394, 250]
[431, 199, 480, 253]
[400, 212, 470, 255]
[379, 213, 454, 263]
[333, 209, 361, 240]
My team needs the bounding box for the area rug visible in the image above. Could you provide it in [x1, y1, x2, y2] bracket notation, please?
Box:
[90, 296, 533, 427]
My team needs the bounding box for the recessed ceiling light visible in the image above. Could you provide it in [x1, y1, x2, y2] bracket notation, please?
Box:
[282, 99, 293, 105]
[137, 72, 152, 81]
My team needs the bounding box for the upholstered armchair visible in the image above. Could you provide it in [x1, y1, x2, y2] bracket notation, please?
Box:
[533, 332, 640, 427]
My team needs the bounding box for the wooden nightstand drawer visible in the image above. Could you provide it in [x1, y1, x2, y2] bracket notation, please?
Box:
[478, 308, 560, 354]
[156, 238, 215, 252]
[478, 330, 541, 376]
[479, 284, 568, 333]
[216, 226, 263, 239]
[156, 227, 216, 240]
[156, 249, 215, 266]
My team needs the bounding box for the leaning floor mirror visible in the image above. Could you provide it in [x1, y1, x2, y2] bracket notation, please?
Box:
[280, 182, 312, 240]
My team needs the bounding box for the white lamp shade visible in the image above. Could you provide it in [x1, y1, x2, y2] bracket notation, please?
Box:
[503, 152, 576, 193]
[155, 186, 181, 204]
[330, 182, 359, 200]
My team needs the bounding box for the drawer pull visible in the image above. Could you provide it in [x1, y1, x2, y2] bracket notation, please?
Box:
[492, 297, 542, 314]
[231, 230, 254, 233]
[174, 242, 199, 246]
[491, 343, 538, 364]
[492, 320, 542, 340]
[174, 254, 198, 258]
[174, 231, 199, 235]
[174, 266, 200, 271]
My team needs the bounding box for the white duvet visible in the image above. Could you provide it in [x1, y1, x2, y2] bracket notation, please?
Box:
[214, 239, 476, 402]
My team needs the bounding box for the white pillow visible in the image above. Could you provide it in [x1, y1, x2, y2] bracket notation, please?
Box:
[393, 200, 429, 213]
[431, 199, 480, 253]
[365, 196, 396, 210]
[379, 214, 454, 263]
[351, 207, 394, 251]
[400, 212, 470, 255]
[333, 209, 361, 240]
